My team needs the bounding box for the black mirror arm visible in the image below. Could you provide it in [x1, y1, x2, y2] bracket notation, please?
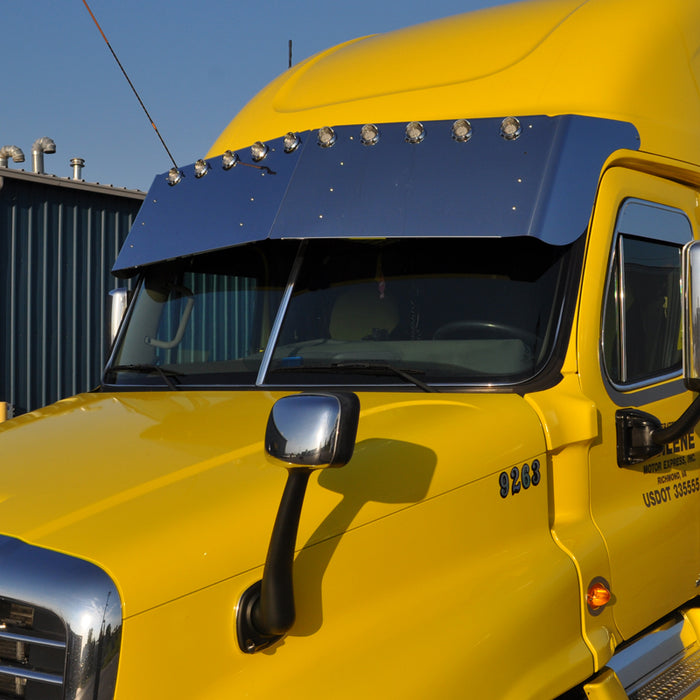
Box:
[255, 468, 312, 636]
[236, 391, 359, 653]
[237, 468, 312, 653]
[651, 393, 700, 446]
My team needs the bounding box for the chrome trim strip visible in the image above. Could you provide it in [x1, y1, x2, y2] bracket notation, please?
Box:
[0, 629, 66, 649]
[618, 237, 628, 383]
[0, 664, 63, 685]
[256, 242, 306, 386]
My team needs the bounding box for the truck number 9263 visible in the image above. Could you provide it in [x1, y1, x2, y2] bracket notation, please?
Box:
[499, 460, 541, 498]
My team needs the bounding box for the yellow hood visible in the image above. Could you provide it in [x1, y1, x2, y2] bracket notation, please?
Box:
[0, 390, 545, 618]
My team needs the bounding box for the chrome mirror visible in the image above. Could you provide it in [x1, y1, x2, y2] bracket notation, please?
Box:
[265, 392, 360, 468]
[108, 288, 130, 345]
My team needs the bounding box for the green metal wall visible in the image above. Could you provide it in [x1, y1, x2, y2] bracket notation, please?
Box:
[0, 173, 143, 415]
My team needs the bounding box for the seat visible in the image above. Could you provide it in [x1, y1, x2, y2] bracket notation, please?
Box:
[329, 286, 399, 341]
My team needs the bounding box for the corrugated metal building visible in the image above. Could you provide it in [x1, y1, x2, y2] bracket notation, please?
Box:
[0, 161, 145, 416]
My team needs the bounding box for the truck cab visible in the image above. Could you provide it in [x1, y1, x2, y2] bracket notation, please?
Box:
[2, 0, 700, 697]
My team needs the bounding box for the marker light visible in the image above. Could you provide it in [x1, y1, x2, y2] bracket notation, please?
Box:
[360, 124, 380, 146]
[500, 117, 522, 140]
[317, 126, 337, 148]
[587, 580, 612, 611]
[405, 121, 425, 144]
[452, 119, 473, 142]
[222, 150, 239, 170]
[283, 132, 301, 153]
[194, 159, 210, 178]
[166, 167, 182, 186]
[251, 142, 269, 162]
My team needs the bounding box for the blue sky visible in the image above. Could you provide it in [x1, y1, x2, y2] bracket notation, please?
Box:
[3, 0, 508, 191]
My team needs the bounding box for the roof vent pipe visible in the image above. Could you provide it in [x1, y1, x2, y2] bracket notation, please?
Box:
[31, 137, 56, 174]
[0, 145, 25, 168]
[70, 157, 85, 180]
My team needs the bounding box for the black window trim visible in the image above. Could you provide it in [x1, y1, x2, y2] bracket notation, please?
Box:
[601, 197, 693, 394]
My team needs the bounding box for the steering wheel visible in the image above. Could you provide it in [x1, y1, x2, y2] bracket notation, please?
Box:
[432, 320, 537, 345]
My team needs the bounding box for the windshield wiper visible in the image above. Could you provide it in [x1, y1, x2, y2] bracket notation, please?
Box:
[107, 364, 183, 391]
[269, 361, 437, 393]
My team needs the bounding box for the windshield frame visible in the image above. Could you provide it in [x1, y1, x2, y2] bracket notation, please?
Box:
[102, 236, 584, 394]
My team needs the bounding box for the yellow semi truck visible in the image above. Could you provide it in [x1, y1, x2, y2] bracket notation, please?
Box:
[3, 0, 700, 697]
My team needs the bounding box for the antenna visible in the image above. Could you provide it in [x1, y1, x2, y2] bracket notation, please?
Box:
[82, 0, 179, 171]
[289, 40, 293, 69]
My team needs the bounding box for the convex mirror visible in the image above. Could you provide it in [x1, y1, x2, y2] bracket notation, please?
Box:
[265, 392, 360, 468]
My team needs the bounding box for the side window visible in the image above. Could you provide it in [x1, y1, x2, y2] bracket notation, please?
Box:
[602, 200, 692, 388]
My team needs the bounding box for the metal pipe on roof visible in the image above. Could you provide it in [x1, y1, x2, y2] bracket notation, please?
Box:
[31, 137, 56, 174]
[70, 158, 85, 180]
[0, 145, 25, 168]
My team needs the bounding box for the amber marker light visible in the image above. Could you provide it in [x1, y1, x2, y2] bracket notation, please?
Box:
[251, 141, 269, 162]
[222, 150, 239, 170]
[405, 121, 425, 144]
[194, 159, 210, 178]
[283, 132, 301, 153]
[166, 167, 182, 186]
[500, 116, 522, 140]
[452, 119, 473, 142]
[587, 579, 612, 613]
[317, 126, 337, 148]
[360, 124, 380, 146]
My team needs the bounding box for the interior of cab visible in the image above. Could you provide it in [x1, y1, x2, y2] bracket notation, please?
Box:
[268, 236, 574, 384]
[107, 236, 579, 389]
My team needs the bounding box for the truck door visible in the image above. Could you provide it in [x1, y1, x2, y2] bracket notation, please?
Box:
[578, 167, 700, 640]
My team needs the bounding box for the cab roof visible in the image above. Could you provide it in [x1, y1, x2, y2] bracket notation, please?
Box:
[208, 0, 700, 167]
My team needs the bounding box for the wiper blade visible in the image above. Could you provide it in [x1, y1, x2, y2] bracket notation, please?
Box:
[334, 362, 437, 393]
[107, 364, 182, 391]
[270, 361, 437, 393]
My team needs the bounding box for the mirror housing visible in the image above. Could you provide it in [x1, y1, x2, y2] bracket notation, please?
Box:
[683, 240, 700, 392]
[265, 392, 360, 469]
[616, 409, 663, 467]
[108, 288, 130, 345]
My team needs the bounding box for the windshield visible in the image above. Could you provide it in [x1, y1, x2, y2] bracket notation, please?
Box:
[105, 237, 580, 391]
